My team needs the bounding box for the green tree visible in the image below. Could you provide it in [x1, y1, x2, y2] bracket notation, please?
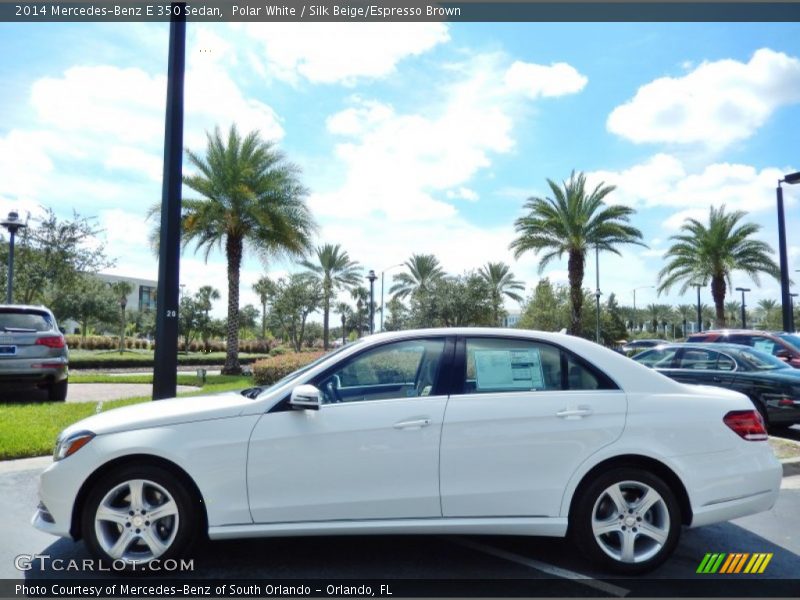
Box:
[725, 300, 742, 327]
[252, 276, 277, 340]
[53, 274, 118, 342]
[478, 261, 525, 326]
[179, 296, 203, 351]
[657, 206, 780, 328]
[269, 274, 322, 351]
[193, 285, 220, 351]
[239, 304, 260, 339]
[389, 254, 445, 300]
[0, 209, 112, 308]
[301, 243, 361, 350]
[676, 304, 694, 337]
[756, 299, 780, 330]
[155, 125, 315, 374]
[518, 278, 565, 332]
[509, 171, 645, 335]
[350, 285, 370, 336]
[602, 293, 628, 344]
[383, 296, 410, 332]
[334, 301, 353, 344]
[412, 273, 494, 327]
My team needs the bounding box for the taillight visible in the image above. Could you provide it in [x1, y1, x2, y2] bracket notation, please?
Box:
[723, 410, 768, 441]
[35, 336, 65, 349]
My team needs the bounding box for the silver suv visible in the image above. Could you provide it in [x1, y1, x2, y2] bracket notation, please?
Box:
[0, 305, 68, 401]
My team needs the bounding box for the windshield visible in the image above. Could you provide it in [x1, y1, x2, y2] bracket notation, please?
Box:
[735, 347, 791, 371]
[253, 340, 364, 399]
[777, 333, 800, 351]
[0, 310, 54, 332]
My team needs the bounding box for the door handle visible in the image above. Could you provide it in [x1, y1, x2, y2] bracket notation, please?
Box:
[393, 418, 432, 429]
[556, 407, 593, 419]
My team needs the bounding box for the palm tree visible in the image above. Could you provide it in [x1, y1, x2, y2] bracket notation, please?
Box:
[725, 300, 742, 327]
[478, 262, 525, 326]
[657, 206, 780, 328]
[166, 125, 315, 374]
[389, 254, 445, 300]
[109, 281, 134, 354]
[350, 286, 370, 337]
[252, 277, 277, 340]
[335, 301, 353, 344]
[509, 171, 645, 335]
[676, 304, 694, 337]
[196, 285, 220, 319]
[301, 244, 361, 349]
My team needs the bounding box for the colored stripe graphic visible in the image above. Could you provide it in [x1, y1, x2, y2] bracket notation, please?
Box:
[699, 552, 773, 574]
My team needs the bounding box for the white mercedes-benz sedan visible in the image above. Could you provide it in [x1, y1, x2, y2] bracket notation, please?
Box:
[33, 328, 782, 573]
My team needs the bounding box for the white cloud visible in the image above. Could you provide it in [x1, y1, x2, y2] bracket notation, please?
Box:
[503, 61, 588, 98]
[313, 54, 587, 222]
[607, 48, 800, 149]
[588, 153, 793, 214]
[239, 23, 450, 85]
[104, 147, 163, 182]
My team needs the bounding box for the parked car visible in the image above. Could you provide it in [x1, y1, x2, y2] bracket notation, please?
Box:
[34, 328, 780, 574]
[686, 329, 800, 368]
[633, 342, 800, 429]
[0, 305, 68, 401]
[620, 339, 663, 356]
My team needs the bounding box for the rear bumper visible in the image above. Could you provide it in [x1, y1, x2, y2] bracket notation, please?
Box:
[0, 357, 68, 385]
[679, 443, 782, 528]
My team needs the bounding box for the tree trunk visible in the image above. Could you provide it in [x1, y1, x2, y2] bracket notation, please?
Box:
[260, 301, 266, 340]
[223, 235, 243, 375]
[322, 295, 330, 350]
[567, 250, 585, 335]
[711, 275, 726, 328]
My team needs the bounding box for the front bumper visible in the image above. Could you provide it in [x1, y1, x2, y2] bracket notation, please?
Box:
[32, 453, 89, 539]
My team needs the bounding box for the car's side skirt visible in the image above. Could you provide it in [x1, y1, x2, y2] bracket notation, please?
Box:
[208, 517, 568, 540]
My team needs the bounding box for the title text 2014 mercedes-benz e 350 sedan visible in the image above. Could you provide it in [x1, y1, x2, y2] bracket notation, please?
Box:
[34, 329, 781, 573]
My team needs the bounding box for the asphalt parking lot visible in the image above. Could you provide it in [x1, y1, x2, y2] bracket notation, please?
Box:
[1, 450, 798, 597]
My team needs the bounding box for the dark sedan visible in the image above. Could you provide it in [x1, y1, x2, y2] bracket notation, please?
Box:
[633, 343, 800, 429]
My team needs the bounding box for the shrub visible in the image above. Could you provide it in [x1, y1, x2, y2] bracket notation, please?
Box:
[252, 352, 325, 386]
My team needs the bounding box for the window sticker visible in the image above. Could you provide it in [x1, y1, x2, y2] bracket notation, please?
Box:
[753, 340, 773, 354]
[474, 348, 545, 391]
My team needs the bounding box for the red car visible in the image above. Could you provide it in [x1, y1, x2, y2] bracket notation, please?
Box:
[686, 330, 800, 368]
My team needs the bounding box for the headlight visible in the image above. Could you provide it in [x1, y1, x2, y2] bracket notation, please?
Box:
[53, 431, 95, 461]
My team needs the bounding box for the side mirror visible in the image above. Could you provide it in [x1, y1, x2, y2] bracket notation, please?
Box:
[290, 384, 322, 410]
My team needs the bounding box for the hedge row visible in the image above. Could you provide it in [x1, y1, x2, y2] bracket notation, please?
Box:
[64, 335, 276, 354]
[252, 352, 325, 386]
[69, 353, 272, 370]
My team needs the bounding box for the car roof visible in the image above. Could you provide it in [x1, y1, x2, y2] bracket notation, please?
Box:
[691, 329, 776, 336]
[637, 341, 759, 353]
[0, 304, 53, 314]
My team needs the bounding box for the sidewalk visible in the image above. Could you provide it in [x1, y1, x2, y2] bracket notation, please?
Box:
[2, 383, 200, 403]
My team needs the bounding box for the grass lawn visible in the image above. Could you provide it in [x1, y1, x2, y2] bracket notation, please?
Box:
[0, 375, 253, 461]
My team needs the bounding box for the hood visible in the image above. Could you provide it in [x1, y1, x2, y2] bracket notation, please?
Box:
[61, 392, 257, 437]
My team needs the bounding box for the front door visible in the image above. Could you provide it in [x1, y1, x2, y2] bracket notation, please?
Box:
[247, 337, 450, 523]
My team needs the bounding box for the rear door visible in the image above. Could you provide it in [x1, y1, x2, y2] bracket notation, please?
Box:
[439, 336, 626, 518]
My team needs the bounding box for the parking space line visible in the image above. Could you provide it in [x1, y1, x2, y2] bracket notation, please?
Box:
[450, 538, 630, 597]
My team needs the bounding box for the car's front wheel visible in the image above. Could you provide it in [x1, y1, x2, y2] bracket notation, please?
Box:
[81, 464, 198, 568]
[48, 379, 68, 402]
[571, 467, 681, 574]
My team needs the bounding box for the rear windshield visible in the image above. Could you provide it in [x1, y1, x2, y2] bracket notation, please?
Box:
[0, 310, 54, 332]
[735, 348, 790, 371]
[777, 333, 800, 351]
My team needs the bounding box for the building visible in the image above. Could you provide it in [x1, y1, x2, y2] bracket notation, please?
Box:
[96, 273, 157, 313]
[502, 310, 521, 328]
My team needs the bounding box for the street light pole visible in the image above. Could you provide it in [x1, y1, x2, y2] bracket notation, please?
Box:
[379, 263, 404, 332]
[594, 245, 602, 344]
[735, 287, 750, 329]
[367, 270, 377, 334]
[694, 283, 703, 333]
[777, 172, 800, 332]
[791, 293, 798, 333]
[1, 211, 28, 304]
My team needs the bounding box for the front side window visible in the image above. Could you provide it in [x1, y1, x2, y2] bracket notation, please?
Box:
[463, 338, 616, 393]
[317, 339, 445, 404]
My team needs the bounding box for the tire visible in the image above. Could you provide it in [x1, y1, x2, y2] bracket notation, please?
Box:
[570, 467, 681, 574]
[81, 464, 198, 570]
[48, 379, 68, 402]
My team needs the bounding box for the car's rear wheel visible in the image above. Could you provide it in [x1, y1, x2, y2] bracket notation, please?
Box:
[82, 464, 198, 569]
[48, 379, 68, 402]
[571, 467, 681, 574]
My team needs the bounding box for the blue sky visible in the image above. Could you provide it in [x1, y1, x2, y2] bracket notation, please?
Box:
[1, 21, 799, 318]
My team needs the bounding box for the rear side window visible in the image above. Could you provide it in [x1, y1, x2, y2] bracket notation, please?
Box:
[0, 310, 54, 332]
[463, 337, 618, 393]
[635, 348, 678, 368]
[678, 348, 722, 370]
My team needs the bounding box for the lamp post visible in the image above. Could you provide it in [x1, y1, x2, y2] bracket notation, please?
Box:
[632, 285, 654, 333]
[594, 245, 602, 344]
[735, 287, 751, 329]
[367, 270, 377, 334]
[380, 263, 404, 331]
[791, 293, 798, 332]
[692, 283, 703, 333]
[777, 172, 800, 332]
[118, 293, 128, 354]
[1, 211, 28, 304]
